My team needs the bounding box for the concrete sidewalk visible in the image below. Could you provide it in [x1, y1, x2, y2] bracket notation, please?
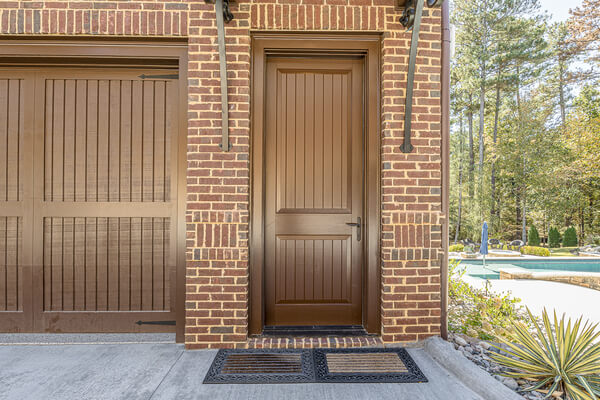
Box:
[0, 340, 510, 400]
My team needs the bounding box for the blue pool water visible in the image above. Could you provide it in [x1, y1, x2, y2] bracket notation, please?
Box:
[459, 259, 600, 280]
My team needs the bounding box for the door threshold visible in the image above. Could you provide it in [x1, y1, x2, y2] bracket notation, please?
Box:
[261, 325, 369, 337]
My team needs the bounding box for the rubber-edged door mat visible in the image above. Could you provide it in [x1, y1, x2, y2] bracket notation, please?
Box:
[203, 349, 316, 384]
[313, 348, 428, 383]
[203, 348, 427, 384]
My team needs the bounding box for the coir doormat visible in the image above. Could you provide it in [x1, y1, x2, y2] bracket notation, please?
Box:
[203, 348, 427, 384]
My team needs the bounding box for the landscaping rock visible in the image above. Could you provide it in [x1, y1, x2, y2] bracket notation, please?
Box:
[501, 377, 520, 391]
[479, 341, 491, 350]
[447, 335, 569, 399]
[454, 336, 468, 347]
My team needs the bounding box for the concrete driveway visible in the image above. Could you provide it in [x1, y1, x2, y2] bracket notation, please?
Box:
[0, 341, 486, 400]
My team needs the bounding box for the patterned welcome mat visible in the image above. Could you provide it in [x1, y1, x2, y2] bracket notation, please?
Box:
[203, 348, 428, 384]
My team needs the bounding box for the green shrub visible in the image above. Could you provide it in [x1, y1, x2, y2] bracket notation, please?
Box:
[585, 235, 600, 246]
[563, 226, 578, 247]
[489, 239, 503, 249]
[548, 227, 561, 248]
[527, 225, 540, 247]
[520, 246, 550, 256]
[449, 243, 464, 252]
[448, 260, 524, 340]
[463, 245, 475, 253]
[491, 308, 600, 400]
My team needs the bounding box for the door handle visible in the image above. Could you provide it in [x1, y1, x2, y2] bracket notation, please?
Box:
[346, 217, 361, 241]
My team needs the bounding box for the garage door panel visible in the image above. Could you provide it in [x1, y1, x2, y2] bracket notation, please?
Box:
[0, 217, 22, 312]
[119, 80, 132, 202]
[0, 78, 24, 202]
[42, 217, 172, 313]
[0, 77, 27, 320]
[64, 80, 77, 202]
[74, 81, 88, 202]
[0, 73, 34, 332]
[43, 77, 172, 204]
[153, 81, 166, 203]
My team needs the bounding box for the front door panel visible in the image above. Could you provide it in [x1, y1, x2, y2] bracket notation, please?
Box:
[264, 57, 364, 326]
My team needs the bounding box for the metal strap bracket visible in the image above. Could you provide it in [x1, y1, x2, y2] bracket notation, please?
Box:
[207, 0, 234, 151]
[138, 73, 179, 80]
[399, 0, 443, 153]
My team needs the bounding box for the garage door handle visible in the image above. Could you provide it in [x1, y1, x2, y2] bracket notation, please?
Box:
[346, 217, 361, 241]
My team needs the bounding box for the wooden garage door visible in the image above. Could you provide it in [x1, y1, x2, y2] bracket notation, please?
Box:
[0, 68, 181, 332]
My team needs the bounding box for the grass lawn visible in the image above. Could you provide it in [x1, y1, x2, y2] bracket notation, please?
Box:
[549, 247, 578, 257]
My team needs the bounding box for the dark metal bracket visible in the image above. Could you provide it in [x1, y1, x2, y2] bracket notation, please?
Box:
[206, 0, 234, 151]
[399, 0, 443, 153]
[135, 320, 176, 326]
[138, 73, 179, 80]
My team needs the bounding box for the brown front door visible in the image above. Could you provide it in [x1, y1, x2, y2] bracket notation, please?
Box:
[0, 67, 181, 333]
[264, 57, 365, 326]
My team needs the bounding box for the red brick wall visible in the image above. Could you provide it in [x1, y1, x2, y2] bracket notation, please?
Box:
[0, 0, 444, 349]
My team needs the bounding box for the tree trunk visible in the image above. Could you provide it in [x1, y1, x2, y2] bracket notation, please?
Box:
[521, 157, 527, 243]
[516, 67, 522, 116]
[592, 196, 597, 246]
[515, 189, 521, 241]
[543, 211, 547, 247]
[579, 206, 585, 246]
[558, 58, 566, 127]
[478, 0, 488, 177]
[516, 67, 525, 241]
[491, 81, 500, 224]
[478, 64, 486, 222]
[479, 71, 486, 177]
[522, 188, 527, 243]
[468, 95, 475, 198]
[454, 115, 465, 244]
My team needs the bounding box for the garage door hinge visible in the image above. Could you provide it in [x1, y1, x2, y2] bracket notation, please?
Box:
[135, 320, 176, 326]
[138, 73, 179, 80]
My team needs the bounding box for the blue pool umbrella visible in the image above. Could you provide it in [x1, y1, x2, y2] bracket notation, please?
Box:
[480, 221, 489, 266]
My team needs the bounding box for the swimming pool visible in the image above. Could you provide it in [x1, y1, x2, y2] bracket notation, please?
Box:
[458, 259, 600, 280]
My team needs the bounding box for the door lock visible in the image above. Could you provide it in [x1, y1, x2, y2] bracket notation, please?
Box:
[346, 217, 362, 241]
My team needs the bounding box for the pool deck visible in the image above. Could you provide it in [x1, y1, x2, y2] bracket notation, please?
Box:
[451, 255, 600, 260]
[463, 274, 600, 326]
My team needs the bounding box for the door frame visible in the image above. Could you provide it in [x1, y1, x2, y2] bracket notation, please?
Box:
[0, 39, 188, 343]
[249, 33, 381, 335]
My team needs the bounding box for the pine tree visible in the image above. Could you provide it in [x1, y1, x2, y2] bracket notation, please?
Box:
[548, 227, 561, 248]
[547, 23, 577, 127]
[447, 0, 600, 244]
[568, 0, 600, 81]
[528, 225, 540, 246]
[563, 227, 578, 247]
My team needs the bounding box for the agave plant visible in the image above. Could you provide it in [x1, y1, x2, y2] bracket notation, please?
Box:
[490, 308, 600, 400]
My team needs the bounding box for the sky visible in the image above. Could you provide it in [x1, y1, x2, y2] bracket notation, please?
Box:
[539, 0, 583, 22]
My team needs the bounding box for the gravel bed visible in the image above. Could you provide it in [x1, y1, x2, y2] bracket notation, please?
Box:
[448, 333, 551, 400]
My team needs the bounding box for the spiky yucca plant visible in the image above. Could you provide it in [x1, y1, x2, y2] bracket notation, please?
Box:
[490, 308, 600, 400]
